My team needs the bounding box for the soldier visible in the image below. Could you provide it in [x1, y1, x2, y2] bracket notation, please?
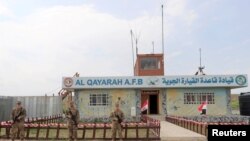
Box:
[66, 101, 80, 141]
[110, 103, 124, 141]
[10, 101, 26, 141]
[116, 97, 122, 106]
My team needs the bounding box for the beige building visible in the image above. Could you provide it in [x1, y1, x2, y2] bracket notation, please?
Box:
[62, 54, 248, 120]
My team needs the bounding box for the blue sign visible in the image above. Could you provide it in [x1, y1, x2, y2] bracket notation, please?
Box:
[62, 74, 248, 89]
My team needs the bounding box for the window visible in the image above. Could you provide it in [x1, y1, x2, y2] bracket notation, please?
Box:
[140, 58, 160, 70]
[184, 92, 215, 104]
[89, 93, 109, 106]
[192, 94, 196, 104]
[202, 94, 207, 102]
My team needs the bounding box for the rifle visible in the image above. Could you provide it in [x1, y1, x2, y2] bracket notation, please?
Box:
[115, 114, 122, 124]
[68, 109, 78, 125]
[12, 109, 23, 124]
[115, 113, 123, 132]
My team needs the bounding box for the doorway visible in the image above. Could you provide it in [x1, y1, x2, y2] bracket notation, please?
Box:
[149, 95, 158, 114]
[141, 90, 159, 114]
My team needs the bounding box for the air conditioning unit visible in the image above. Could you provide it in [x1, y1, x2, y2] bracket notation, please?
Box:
[131, 107, 136, 117]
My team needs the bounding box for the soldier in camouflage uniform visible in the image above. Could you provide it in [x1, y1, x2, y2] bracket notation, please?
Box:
[10, 101, 27, 141]
[110, 103, 124, 141]
[66, 101, 80, 141]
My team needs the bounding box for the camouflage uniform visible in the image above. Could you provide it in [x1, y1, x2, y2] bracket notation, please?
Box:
[110, 109, 124, 141]
[66, 104, 80, 141]
[115, 97, 122, 106]
[10, 103, 26, 141]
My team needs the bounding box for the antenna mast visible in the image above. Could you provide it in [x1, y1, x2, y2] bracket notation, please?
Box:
[130, 30, 135, 75]
[152, 41, 154, 54]
[162, 5, 165, 55]
[161, 4, 165, 75]
[199, 48, 202, 68]
[135, 38, 138, 55]
[195, 48, 206, 75]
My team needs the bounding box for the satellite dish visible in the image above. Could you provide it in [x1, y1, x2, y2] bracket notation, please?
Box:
[195, 48, 206, 75]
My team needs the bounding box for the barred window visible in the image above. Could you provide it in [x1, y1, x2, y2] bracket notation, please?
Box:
[89, 93, 109, 106]
[184, 93, 215, 104]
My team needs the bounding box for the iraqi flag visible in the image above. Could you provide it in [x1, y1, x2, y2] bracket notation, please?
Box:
[198, 101, 207, 112]
[141, 100, 148, 112]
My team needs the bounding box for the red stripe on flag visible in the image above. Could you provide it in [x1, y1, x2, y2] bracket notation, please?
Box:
[198, 101, 207, 112]
[141, 99, 148, 112]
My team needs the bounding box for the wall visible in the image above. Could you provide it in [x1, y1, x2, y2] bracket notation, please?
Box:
[72, 87, 231, 119]
[0, 96, 13, 122]
[75, 89, 139, 121]
[166, 88, 230, 116]
[0, 96, 63, 121]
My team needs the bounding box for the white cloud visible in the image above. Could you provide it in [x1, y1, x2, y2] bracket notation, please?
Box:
[0, 1, 203, 96]
[2, 1, 247, 96]
[166, 0, 186, 17]
[0, 4, 173, 96]
[185, 10, 198, 26]
[167, 51, 182, 59]
[0, 1, 13, 17]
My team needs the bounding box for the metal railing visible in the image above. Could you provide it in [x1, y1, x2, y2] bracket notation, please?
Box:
[166, 115, 249, 136]
[0, 115, 160, 140]
[141, 115, 161, 137]
[25, 114, 63, 124]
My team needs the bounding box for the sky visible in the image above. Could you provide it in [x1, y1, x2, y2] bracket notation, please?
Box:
[0, 0, 249, 96]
